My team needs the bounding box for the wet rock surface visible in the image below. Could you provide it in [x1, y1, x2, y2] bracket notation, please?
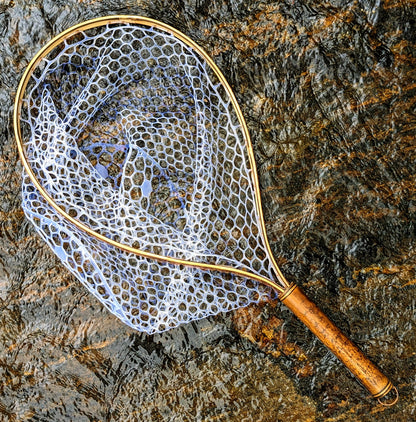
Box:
[0, 1, 415, 420]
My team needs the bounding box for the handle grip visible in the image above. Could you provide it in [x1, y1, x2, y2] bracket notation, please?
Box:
[279, 284, 397, 404]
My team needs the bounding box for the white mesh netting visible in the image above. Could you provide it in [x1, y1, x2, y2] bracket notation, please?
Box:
[20, 22, 278, 333]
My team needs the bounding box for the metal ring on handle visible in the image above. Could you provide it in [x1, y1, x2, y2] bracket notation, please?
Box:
[377, 386, 399, 407]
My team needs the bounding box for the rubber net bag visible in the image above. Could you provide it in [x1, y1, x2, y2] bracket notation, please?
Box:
[20, 23, 277, 333]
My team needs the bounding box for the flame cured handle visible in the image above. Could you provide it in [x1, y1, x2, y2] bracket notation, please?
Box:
[280, 284, 396, 402]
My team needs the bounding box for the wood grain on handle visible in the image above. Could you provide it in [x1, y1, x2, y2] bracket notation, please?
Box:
[280, 284, 394, 399]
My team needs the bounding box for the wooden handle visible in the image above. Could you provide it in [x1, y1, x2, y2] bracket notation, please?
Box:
[280, 284, 397, 403]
